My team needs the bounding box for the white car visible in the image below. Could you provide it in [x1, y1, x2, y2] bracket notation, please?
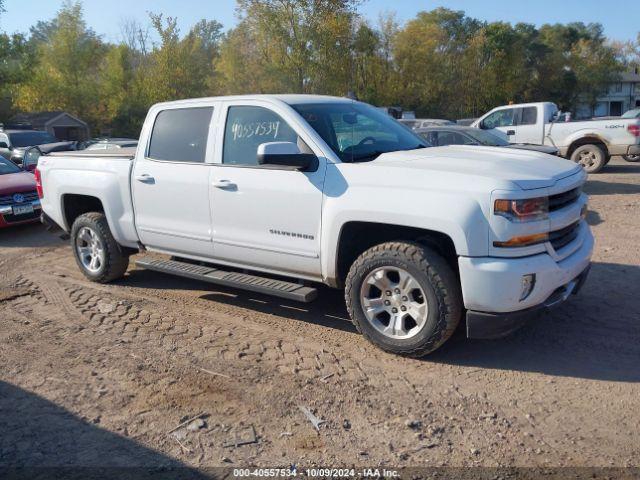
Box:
[81, 138, 139, 151]
[471, 102, 640, 173]
[399, 118, 454, 129]
[37, 95, 593, 356]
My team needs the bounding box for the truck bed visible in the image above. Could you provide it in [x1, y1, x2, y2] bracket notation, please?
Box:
[38, 148, 138, 247]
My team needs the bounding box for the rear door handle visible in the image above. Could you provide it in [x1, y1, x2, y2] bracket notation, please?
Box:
[135, 174, 155, 183]
[507, 130, 516, 136]
[212, 179, 237, 190]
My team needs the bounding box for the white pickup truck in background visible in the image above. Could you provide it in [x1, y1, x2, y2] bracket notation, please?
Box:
[36, 95, 593, 356]
[471, 102, 640, 173]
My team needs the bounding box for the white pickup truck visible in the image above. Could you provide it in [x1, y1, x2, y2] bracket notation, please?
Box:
[37, 95, 593, 356]
[471, 102, 640, 173]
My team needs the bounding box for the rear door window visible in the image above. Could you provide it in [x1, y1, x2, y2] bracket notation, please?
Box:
[437, 131, 474, 146]
[421, 131, 438, 146]
[148, 107, 213, 163]
[519, 107, 537, 125]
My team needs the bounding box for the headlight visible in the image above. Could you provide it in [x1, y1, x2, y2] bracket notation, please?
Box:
[494, 197, 549, 222]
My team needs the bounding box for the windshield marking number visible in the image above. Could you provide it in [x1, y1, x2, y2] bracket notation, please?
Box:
[232, 121, 280, 141]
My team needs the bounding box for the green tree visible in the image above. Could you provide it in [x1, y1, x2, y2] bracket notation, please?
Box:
[533, 23, 621, 112]
[0, 33, 35, 119]
[15, 1, 108, 131]
[350, 15, 399, 106]
[218, 0, 359, 95]
[393, 8, 483, 118]
[4, 1, 627, 134]
[137, 14, 221, 105]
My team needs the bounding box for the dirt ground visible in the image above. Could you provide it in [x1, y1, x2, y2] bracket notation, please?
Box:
[0, 157, 639, 473]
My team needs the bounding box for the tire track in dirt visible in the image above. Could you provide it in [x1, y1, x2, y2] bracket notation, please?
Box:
[11, 269, 568, 465]
[21, 272, 369, 384]
[8, 182, 640, 467]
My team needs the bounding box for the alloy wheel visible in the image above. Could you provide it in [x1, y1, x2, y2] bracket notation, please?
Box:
[76, 226, 105, 273]
[360, 267, 428, 339]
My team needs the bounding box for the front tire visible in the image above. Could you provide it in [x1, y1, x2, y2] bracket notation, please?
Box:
[71, 212, 129, 283]
[623, 154, 640, 162]
[571, 144, 606, 173]
[345, 241, 462, 357]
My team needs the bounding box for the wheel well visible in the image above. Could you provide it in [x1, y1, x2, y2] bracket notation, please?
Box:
[335, 222, 458, 287]
[567, 137, 608, 158]
[62, 194, 104, 229]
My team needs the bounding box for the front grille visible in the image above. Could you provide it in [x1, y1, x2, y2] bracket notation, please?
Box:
[549, 221, 580, 250]
[0, 190, 39, 206]
[3, 210, 40, 224]
[549, 187, 581, 212]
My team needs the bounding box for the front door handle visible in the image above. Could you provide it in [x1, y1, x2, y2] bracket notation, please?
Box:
[507, 130, 516, 136]
[135, 174, 155, 184]
[212, 179, 237, 190]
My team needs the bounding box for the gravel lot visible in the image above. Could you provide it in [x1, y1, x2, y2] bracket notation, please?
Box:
[0, 157, 639, 472]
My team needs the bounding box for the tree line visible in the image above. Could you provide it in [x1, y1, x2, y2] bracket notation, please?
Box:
[0, 0, 637, 137]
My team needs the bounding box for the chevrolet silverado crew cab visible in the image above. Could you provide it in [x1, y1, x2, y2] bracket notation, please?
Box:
[471, 102, 640, 173]
[37, 95, 593, 356]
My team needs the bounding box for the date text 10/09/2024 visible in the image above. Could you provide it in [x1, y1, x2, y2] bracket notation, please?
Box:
[233, 468, 400, 478]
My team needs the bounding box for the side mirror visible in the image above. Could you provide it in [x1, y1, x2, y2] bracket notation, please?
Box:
[0, 142, 9, 149]
[23, 147, 41, 171]
[257, 142, 317, 170]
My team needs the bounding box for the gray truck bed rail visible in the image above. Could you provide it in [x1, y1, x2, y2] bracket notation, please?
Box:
[47, 147, 136, 160]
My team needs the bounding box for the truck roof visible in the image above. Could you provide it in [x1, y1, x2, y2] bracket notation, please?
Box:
[152, 94, 354, 109]
[491, 101, 557, 109]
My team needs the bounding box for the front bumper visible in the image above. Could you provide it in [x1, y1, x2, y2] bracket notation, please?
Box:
[459, 223, 593, 339]
[459, 224, 593, 312]
[466, 264, 590, 339]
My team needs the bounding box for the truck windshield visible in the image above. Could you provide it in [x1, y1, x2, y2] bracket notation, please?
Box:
[9, 131, 58, 148]
[465, 129, 510, 146]
[0, 157, 21, 175]
[291, 102, 429, 162]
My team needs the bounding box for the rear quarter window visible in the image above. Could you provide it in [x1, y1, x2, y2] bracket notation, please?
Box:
[520, 107, 537, 125]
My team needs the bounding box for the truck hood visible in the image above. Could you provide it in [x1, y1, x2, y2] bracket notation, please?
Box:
[371, 145, 581, 190]
[0, 171, 36, 195]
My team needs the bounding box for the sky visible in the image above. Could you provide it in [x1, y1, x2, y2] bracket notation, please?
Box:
[1, 0, 638, 44]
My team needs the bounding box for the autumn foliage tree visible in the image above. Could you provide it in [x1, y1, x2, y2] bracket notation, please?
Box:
[15, 1, 107, 128]
[3, 0, 628, 136]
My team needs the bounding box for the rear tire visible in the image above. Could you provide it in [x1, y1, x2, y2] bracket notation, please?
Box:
[71, 212, 129, 283]
[571, 144, 606, 173]
[623, 154, 640, 162]
[345, 241, 462, 357]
